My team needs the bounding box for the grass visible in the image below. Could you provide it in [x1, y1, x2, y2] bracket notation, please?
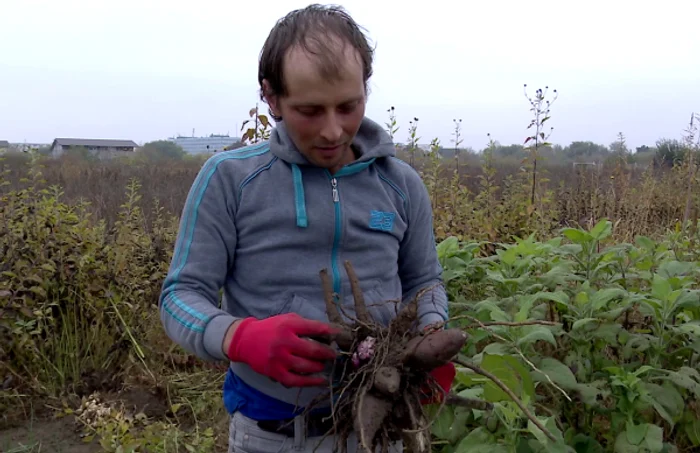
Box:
[0, 89, 698, 452]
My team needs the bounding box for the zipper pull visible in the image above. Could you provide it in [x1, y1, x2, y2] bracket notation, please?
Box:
[331, 178, 339, 202]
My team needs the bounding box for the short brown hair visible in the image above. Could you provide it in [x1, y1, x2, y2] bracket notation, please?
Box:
[258, 4, 375, 121]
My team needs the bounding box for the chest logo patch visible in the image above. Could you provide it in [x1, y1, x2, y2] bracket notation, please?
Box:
[369, 210, 395, 232]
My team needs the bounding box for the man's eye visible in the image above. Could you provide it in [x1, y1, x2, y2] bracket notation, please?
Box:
[298, 108, 319, 116]
[339, 102, 357, 113]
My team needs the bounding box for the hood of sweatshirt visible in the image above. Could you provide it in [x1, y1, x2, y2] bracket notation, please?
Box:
[268, 116, 398, 228]
[269, 116, 397, 165]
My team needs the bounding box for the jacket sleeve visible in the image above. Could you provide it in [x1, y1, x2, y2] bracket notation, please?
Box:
[397, 166, 449, 330]
[159, 157, 240, 362]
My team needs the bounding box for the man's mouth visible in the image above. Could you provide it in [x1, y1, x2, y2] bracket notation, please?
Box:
[316, 144, 343, 156]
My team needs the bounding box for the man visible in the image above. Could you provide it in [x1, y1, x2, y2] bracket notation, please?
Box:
[159, 4, 455, 452]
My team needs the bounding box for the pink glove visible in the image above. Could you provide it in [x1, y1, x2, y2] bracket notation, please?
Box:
[226, 313, 339, 388]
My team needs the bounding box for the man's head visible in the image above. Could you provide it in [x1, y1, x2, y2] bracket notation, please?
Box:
[258, 4, 374, 172]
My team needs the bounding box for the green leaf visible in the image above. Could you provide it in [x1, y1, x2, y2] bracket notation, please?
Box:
[590, 219, 612, 240]
[625, 420, 648, 445]
[437, 236, 460, 261]
[531, 357, 578, 390]
[458, 387, 484, 400]
[651, 274, 672, 302]
[598, 306, 629, 321]
[675, 290, 700, 310]
[538, 264, 574, 288]
[571, 318, 600, 332]
[658, 260, 695, 278]
[480, 353, 535, 403]
[499, 247, 518, 266]
[515, 294, 538, 322]
[642, 382, 683, 427]
[634, 235, 655, 251]
[455, 427, 502, 452]
[526, 416, 569, 452]
[561, 228, 593, 245]
[474, 300, 510, 323]
[455, 369, 488, 388]
[677, 321, 700, 336]
[535, 291, 570, 308]
[574, 380, 609, 407]
[569, 434, 604, 453]
[591, 288, 626, 310]
[482, 342, 510, 355]
[590, 323, 622, 344]
[662, 367, 700, 398]
[574, 291, 589, 306]
[428, 405, 469, 443]
[643, 424, 663, 452]
[685, 419, 700, 446]
[613, 433, 639, 453]
[517, 326, 557, 347]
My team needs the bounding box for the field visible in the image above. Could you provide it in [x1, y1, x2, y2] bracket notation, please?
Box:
[1, 96, 699, 452]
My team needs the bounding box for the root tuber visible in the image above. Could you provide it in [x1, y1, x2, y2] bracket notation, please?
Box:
[402, 328, 468, 370]
[354, 390, 393, 452]
[319, 268, 355, 351]
[309, 261, 490, 453]
[373, 366, 401, 396]
[344, 261, 372, 325]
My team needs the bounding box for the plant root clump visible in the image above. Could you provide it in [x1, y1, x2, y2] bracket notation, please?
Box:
[309, 261, 491, 453]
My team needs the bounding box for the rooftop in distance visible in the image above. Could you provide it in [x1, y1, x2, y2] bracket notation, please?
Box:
[168, 134, 241, 154]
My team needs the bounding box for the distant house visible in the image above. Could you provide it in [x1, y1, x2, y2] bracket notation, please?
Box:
[50, 138, 139, 159]
[0, 140, 9, 152]
[169, 134, 242, 155]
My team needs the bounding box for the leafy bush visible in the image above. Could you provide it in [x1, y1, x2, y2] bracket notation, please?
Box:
[0, 152, 229, 451]
[0, 152, 174, 399]
[432, 220, 700, 452]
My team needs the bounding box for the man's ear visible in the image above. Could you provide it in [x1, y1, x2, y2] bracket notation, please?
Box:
[261, 79, 280, 117]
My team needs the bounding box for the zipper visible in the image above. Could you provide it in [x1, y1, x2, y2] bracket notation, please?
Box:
[331, 178, 339, 202]
[329, 176, 342, 298]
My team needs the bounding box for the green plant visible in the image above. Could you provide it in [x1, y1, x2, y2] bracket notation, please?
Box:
[240, 104, 273, 144]
[430, 220, 700, 452]
[406, 116, 421, 168]
[523, 84, 557, 207]
[385, 105, 399, 143]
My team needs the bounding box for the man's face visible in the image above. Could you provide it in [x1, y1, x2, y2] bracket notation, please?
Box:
[264, 41, 367, 174]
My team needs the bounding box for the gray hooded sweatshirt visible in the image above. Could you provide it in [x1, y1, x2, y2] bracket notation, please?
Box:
[159, 116, 448, 409]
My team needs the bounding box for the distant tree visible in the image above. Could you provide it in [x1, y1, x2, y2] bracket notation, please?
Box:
[493, 144, 525, 158]
[655, 138, 684, 167]
[138, 140, 186, 160]
[609, 133, 630, 155]
[33, 146, 52, 156]
[563, 141, 609, 160]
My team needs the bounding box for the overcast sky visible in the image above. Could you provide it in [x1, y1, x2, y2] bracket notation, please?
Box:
[1, 0, 698, 150]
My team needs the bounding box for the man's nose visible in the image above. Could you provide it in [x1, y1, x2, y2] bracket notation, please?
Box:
[320, 113, 343, 143]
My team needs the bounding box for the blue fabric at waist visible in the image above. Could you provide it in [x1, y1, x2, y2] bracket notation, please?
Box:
[223, 368, 331, 420]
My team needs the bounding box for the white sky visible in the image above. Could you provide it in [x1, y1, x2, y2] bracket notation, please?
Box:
[1, 0, 698, 150]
